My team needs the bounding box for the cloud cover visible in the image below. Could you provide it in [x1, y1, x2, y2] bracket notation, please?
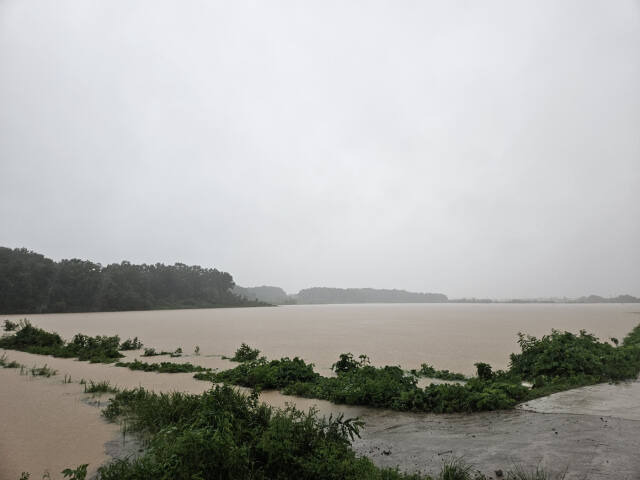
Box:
[1, 0, 639, 298]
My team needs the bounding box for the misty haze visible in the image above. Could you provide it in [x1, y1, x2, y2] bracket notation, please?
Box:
[1, 1, 639, 479]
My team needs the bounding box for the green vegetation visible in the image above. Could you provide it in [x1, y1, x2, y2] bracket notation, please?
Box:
[230, 342, 261, 362]
[84, 380, 118, 394]
[508, 327, 640, 397]
[116, 359, 210, 374]
[3, 319, 19, 331]
[30, 364, 57, 377]
[0, 321, 124, 363]
[411, 363, 467, 381]
[141, 347, 169, 357]
[0, 353, 21, 368]
[97, 384, 433, 479]
[62, 464, 89, 480]
[0, 246, 263, 314]
[4, 320, 639, 416]
[198, 322, 640, 414]
[118, 337, 143, 350]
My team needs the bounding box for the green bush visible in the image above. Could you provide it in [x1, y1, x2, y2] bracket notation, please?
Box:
[98, 385, 430, 480]
[0, 321, 123, 363]
[118, 337, 143, 350]
[230, 343, 261, 362]
[115, 359, 209, 374]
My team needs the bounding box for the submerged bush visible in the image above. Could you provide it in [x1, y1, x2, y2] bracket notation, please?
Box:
[119, 337, 143, 350]
[115, 359, 209, 374]
[205, 355, 318, 389]
[0, 321, 123, 363]
[230, 343, 261, 362]
[3, 319, 19, 331]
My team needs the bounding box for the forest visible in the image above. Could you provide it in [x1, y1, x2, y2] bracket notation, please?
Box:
[0, 247, 257, 314]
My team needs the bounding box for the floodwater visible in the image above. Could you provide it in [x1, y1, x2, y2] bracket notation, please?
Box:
[3, 303, 638, 375]
[1, 303, 639, 479]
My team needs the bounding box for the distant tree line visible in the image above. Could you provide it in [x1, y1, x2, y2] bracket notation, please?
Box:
[0, 247, 259, 314]
[295, 287, 448, 304]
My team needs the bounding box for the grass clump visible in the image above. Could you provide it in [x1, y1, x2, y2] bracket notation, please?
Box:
[230, 342, 261, 362]
[116, 359, 209, 374]
[0, 321, 124, 363]
[98, 384, 431, 480]
[84, 380, 118, 394]
[0, 353, 21, 368]
[30, 364, 57, 377]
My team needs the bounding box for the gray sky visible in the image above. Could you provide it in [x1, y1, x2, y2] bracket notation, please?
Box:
[1, 1, 639, 298]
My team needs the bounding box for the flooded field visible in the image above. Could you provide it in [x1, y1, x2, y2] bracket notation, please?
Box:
[3, 303, 638, 375]
[1, 303, 639, 479]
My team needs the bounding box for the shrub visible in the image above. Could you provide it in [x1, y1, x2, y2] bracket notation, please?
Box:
[98, 385, 430, 480]
[230, 343, 261, 362]
[119, 337, 143, 350]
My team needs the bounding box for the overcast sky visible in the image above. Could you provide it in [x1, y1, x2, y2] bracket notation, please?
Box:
[1, 1, 639, 298]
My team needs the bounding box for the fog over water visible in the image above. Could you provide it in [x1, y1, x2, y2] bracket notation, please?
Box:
[1, 1, 639, 298]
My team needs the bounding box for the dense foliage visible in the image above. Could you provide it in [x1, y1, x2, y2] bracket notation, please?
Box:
[0, 321, 123, 363]
[509, 328, 640, 387]
[0, 247, 259, 314]
[411, 363, 467, 381]
[230, 343, 261, 362]
[198, 356, 319, 389]
[98, 385, 433, 480]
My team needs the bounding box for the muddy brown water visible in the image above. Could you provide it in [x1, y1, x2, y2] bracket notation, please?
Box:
[3, 303, 638, 375]
[1, 304, 639, 479]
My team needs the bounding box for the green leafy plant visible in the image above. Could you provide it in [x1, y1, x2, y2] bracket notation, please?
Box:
[230, 343, 261, 362]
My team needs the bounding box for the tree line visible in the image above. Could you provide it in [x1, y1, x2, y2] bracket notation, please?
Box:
[0, 247, 258, 314]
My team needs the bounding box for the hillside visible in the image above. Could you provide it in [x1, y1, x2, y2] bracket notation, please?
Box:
[295, 287, 448, 304]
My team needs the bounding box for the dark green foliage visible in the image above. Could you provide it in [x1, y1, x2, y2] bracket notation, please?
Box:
[98, 385, 430, 480]
[62, 464, 88, 480]
[0, 320, 63, 350]
[623, 323, 640, 347]
[474, 363, 493, 381]
[284, 366, 528, 413]
[412, 363, 467, 381]
[509, 328, 640, 382]
[119, 337, 143, 350]
[0, 322, 123, 363]
[142, 347, 169, 357]
[205, 356, 319, 389]
[116, 359, 210, 374]
[0, 247, 261, 314]
[230, 343, 261, 362]
[332, 353, 370, 373]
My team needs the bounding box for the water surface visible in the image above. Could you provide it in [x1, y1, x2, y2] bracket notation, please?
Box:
[5, 303, 638, 375]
